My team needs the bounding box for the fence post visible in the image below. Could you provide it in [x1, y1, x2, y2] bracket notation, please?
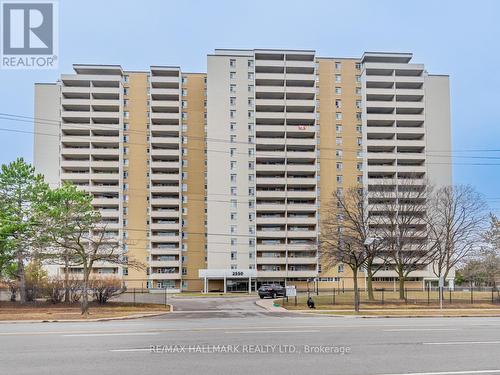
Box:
[333, 288, 336, 305]
[164, 287, 167, 306]
[427, 285, 430, 305]
[492, 288, 495, 304]
[471, 287, 474, 305]
[294, 295, 297, 306]
[449, 289, 452, 305]
[405, 288, 408, 305]
[133, 288, 136, 306]
[382, 289, 384, 305]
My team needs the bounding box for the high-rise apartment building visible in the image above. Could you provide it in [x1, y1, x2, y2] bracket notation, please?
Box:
[34, 49, 451, 293]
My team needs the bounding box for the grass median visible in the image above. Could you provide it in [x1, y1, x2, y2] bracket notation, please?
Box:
[0, 301, 170, 321]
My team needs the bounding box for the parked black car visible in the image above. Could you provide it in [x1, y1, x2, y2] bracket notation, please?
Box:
[258, 284, 286, 299]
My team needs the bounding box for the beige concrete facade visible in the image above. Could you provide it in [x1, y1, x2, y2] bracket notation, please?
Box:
[181, 73, 207, 292]
[122, 72, 149, 288]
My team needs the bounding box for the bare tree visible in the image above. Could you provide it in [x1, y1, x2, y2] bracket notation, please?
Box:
[370, 177, 436, 299]
[42, 184, 143, 315]
[427, 185, 487, 288]
[320, 190, 371, 311]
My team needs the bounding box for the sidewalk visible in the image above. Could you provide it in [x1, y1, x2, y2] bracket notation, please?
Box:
[255, 298, 288, 312]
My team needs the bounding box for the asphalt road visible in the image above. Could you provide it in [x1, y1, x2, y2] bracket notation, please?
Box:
[1, 297, 500, 375]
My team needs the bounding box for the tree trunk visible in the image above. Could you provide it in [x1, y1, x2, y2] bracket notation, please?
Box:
[64, 256, 70, 303]
[17, 252, 26, 304]
[366, 259, 375, 301]
[81, 267, 89, 316]
[398, 275, 405, 300]
[353, 268, 360, 312]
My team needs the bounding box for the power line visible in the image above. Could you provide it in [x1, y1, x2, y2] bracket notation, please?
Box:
[1, 111, 500, 155]
[1, 124, 500, 167]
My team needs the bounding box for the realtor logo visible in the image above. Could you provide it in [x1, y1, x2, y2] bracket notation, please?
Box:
[1, 1, 58, 69]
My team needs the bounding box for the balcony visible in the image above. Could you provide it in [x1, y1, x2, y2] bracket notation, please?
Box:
[256, 257, 286, 265]
[149, 273, 181, 280]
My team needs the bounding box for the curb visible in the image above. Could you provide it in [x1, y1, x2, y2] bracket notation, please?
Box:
[255, 299, 288, 312]
[0, 304, 172, 324]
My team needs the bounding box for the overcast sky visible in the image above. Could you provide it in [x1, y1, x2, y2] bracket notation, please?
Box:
[0, 0, 499, 212]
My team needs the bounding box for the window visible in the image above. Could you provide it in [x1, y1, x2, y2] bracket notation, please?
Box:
[230, 199, 237, 209]
[336, 112, 342, 120]
[248, 59, 254, 68]
[335, 87, 341, 95]
[230, 187, 237, 196]
[182, 89, 187, 96]
[230, 148, 236, 157]
[230, 110, 236, 119]
[357, 175, 363, 183]
[230, 71, 236, 79]
[336, 137, 342, 145]
[335, 74, 341, 83]
[123, 111, 129, 119]
[230, 161, 236, 170]
[356, 112, 362, 121]
[230, 212, 237, 221]
[335, 99, 342, 108]
[335, 62, 341, 71]
[181, 112, 187, 120]
[181, 76, 188, 84]
[123, 99, 129, 107]
[230, 59, 236, 68]
[230, 97, 236, 106]
[336, 149, 343, 158]
[248, 98, 253, 107]
[356, 125, 362, 133]
[357, 162, 363, 171]
[356, 100, 362, 109]
[231, 251, 237, 260]
[336, 162, 343, 171]
[248, 111, 254, 119]
[355, 63, 361, 70]
[182, 100, 187, 108]
[336, 124, 342, 133]
[336, 175, 343, 183]
[356, 75, 361, 83]
[357, 137, 362, 146]
[230, 174, 237, 183]
[356, 87, 361, 95]
[230, 84, 236, 93]
[230, 122, 236, 131]
[338, 263, 344, 273]
[230, 134, 236, 143]
[123, 75, 129, 83]
[124, 88, 129, 95]
[248, 85, 254, 93]
[248, 72, 254, 80]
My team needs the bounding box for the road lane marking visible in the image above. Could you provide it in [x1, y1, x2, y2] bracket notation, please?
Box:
[63, 332, 160, 337]
[0, 322, 498, 336]
[385, 328, 458, 332]
[110, 348, 152, 352]
[378, 370, 500, 375]
[423, 341, 500, 346]
[225, 329, 319, 334]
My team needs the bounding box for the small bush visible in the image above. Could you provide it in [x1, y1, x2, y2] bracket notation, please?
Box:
[45, 277, 65, 304]
[89, 276, 124, 304]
